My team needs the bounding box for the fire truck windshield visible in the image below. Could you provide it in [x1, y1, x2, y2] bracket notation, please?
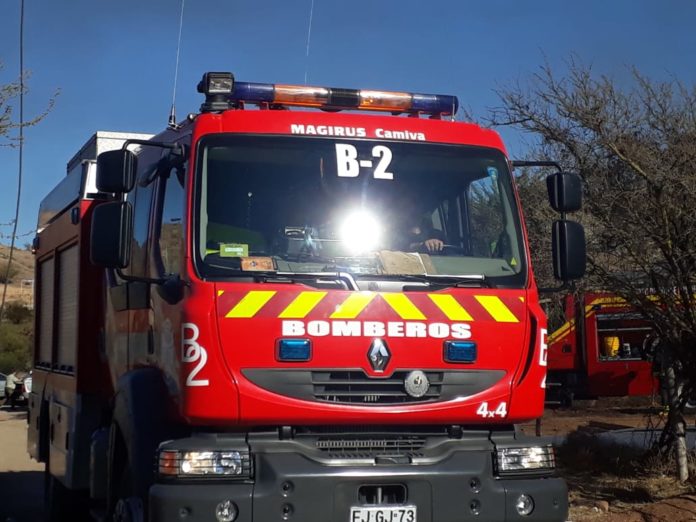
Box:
[195, 135, 527, 287]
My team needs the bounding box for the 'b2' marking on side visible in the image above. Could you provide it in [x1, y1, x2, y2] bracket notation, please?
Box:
[182, 323, 209, 387]
[539, 328, 548, 367]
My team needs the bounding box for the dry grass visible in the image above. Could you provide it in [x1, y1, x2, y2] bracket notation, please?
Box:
[559, 429, 696, 521]
[0, 245, 34, 307]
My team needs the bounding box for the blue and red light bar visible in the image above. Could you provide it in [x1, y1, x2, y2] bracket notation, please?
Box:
[198, 72, 458, 116]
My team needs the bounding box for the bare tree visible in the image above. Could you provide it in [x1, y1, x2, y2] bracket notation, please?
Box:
[488, 59, 696, 481]
[0, 62, 58, 323]
[0, 63, 55, 146]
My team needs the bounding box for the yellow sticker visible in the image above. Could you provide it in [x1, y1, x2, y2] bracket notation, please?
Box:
[220, 243, 248, 257]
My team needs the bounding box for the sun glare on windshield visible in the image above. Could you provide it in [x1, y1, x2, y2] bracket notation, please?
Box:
[340, 210, 382, 254]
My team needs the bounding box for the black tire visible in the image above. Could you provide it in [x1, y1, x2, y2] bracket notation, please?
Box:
[111, 467, 144, 522]
[682, 387, 696, 412]
[44, 466, 90, 522]
[108, 424, 145, 522]
[660, 380, 696, 412]
[560, 390, 575, 409]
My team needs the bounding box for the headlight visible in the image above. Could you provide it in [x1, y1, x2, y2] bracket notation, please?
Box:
[158, 449, 251, 478]
[495, 445, 555, 475]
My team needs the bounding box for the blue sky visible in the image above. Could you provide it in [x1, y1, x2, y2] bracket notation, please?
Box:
[1, 0, 695, 245]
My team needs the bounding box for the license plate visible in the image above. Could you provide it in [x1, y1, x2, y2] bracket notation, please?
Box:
[350, 506, 417, 522]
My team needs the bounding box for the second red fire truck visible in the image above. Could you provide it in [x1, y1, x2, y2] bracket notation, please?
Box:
[547, 292, 696, 409]
[28, 72, 584, 521]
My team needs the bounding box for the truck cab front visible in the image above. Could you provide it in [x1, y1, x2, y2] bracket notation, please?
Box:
[88, 72, 583, 522]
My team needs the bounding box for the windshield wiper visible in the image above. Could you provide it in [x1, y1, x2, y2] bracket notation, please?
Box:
[355, 273, 492, 288]
[223, 270, 359, 290]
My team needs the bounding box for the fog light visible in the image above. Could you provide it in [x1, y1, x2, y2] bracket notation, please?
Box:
[181, 451, 243, 476]
[158, 448, 251, 478]
[515, 494, 534, 516]
[495, 445, 556, 474]
[215, 500, 238, 522]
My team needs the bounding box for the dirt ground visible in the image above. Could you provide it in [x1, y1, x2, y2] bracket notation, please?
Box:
[522, 398, 696, 521]
[0, 398, 694, 521]
[0, 407, 44, 522]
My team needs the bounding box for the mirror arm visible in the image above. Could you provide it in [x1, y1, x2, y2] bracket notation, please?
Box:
[122, 139, 184, 153]
[114, 268, 189, 304]
[511, 160, 561, 172]
[114, 267, 167, 286]
[538, 281, 571, 294]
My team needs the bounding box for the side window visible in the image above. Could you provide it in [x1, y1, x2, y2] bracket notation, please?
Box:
[430, 204, 445, 234]
[125, 148, 159, 277]
[468, 168, 505, 258]
[154, 163, 186, 276]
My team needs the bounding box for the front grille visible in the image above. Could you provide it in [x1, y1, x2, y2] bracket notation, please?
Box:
[316, 436, 427, 456]
[311, 370, 443, 404]
[241, 368, 506, 405]
[291, 426, 453, 460]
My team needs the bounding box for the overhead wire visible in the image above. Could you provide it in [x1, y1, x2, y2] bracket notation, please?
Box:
[303, 0, 314, 85]
[168, 0, 185, 128]
[0, 0, 25, 323]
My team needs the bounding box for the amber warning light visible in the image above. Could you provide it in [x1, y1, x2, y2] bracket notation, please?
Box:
[197, 71, 459, 116]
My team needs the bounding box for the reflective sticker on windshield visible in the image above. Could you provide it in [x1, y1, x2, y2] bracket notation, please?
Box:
[241, 256, 275, 271]
[220, 243, 248, 257]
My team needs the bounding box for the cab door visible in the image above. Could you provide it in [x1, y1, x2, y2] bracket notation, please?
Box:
[132, 137, 190, 397]
[103, 147, 159, 381]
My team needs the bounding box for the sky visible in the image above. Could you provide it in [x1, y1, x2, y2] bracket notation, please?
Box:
[1, 0, 696, 246]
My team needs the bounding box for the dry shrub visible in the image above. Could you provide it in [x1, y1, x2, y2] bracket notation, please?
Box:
[558, 430, 648, 477]
[558, 429, 696, 483]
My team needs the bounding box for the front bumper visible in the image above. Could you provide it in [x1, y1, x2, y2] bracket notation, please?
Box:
[149, 446, 567, 521]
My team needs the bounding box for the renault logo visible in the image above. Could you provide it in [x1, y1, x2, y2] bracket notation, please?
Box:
[367, 339, 391, 372]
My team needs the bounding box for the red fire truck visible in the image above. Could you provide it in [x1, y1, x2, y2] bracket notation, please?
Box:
[546, 293, 659, 406]
[547, 292, 696, 409]
[28, 72, 584, 522]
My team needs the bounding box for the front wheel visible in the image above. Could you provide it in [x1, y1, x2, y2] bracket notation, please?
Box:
[44, 468, 90, 522]
[113, 495, 144, 522]
[681, 384, 696, 412]
[108, 425, 145, 522]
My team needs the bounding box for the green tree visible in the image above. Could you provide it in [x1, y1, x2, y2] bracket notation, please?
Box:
[488, 59, 696, 481]
[3, 301, 32, 324]
[0, 321, 32, 374]
[0, 260, 18, 283]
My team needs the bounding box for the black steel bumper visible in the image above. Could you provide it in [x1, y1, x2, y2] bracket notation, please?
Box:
[149, 450, 567, 521]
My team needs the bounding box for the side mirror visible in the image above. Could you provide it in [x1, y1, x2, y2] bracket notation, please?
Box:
[96, 149, 137, 193]
[552, 219, 586, 280]
[90, 201, 133, 268]
[547, 172, 582, 213]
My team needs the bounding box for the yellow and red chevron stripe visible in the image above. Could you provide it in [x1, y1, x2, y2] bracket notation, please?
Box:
[219, 290, 524, 323]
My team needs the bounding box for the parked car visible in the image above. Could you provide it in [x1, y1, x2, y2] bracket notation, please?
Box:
[23, 372, 31, 401]
[0, 373, 6, 399]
